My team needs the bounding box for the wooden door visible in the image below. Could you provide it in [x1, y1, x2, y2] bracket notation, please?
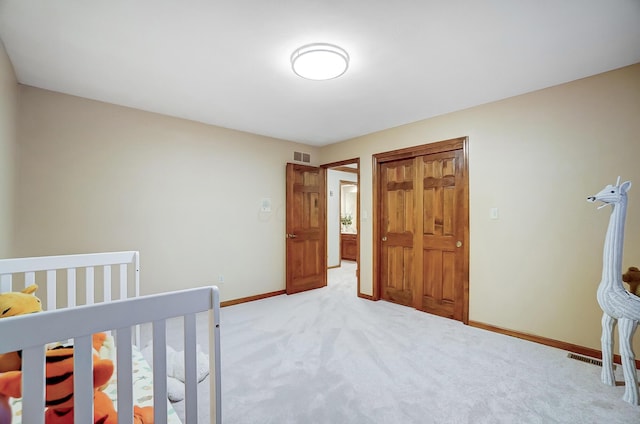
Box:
[286, 163, 327, 294]
[380, 158, 418, 307]
[374, 137, 469, 323]
[418, 150, 465, 320]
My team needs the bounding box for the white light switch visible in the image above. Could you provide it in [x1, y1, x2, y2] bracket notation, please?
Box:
[490, 207, 499, 220]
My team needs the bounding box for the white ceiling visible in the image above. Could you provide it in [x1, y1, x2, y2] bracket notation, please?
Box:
[1, 1, 639, 146]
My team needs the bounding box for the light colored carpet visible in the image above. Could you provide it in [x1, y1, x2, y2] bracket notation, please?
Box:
[146, 261, 640, 423]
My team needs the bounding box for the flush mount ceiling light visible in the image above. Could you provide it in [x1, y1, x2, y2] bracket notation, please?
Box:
[291, 43, 349, 81]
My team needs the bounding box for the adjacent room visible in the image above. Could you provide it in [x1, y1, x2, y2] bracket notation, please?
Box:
[1, 1, 640, 422]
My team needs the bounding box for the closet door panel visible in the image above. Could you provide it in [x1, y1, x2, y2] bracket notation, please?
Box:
[420, 151, 463, 320]
[380, 159, 416, 306]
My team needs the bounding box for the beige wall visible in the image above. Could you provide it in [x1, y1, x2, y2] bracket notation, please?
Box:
[15, 86, 319, 301]
[319, 63, 640, 353]
[0, 40, 17, 258]
[12, 58, 640, 354]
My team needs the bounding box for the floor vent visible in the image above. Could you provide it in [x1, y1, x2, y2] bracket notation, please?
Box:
[567, 353, 614, 369]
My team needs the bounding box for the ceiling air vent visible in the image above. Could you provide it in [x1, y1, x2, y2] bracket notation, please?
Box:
[293, 152, 311, 163]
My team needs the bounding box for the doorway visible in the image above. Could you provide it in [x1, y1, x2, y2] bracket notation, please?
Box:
[373, 137, 469, 323]
[339, 181, 358, 262]
[324, 159, 360, 296]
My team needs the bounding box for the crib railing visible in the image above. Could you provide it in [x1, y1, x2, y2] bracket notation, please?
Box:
[0, 285, 221, 424]
[0, 251, 141, 344]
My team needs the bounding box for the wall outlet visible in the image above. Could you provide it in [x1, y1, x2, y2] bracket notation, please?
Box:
[218, 274, 224, 283]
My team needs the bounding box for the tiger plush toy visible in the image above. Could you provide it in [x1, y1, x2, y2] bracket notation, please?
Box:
[0, 338, 154, 424]
[0, 284, 43, 373]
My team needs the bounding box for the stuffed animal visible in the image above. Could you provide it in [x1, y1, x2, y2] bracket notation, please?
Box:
[0, 343, 154, 424]
[141, 343, 210, 402]
[0, 283, 42, 318]
[622, 266, 640, 296]
[0, 284, 43, 372]
[0, 394, 10, 424]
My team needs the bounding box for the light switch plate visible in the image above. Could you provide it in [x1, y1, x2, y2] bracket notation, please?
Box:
[261, 198, 272, 212]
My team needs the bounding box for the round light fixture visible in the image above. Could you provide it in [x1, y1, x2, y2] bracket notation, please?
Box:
[291, 43, 349, 81]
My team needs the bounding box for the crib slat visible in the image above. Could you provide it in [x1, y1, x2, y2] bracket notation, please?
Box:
[183, 313, 198, 423]
[86, 266, 95, 304]
[210, 288, 222, 424]
[0, 274, 11, 292]
[153, 320, 168, 424]
[46, 270, 56, 310]
[74, 335, 94, 422]
[67, 268, 77, 307]
[120, 263, 127, 299]
[134, 252, 141, 346]
[104, 265, 112, 302]
[25, 271, 35, 287]
[116, 327, 135, 424]
[22, 346, 46, 424]
[133, 251, 140, 299]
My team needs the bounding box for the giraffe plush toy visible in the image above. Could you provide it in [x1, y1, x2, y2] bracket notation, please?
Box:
[587, 177, 640, 405]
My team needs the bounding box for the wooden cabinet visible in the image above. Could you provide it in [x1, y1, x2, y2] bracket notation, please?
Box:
[341, 233, 357, 261]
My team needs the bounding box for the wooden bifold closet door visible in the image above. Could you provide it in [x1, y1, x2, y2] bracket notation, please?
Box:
[380, 158, 417, 307]
[375, 138, 469, 323]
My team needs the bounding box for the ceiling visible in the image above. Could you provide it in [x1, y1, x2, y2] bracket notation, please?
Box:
[1, 1, 639, 146]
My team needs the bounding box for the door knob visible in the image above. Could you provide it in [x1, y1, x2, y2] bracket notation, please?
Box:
[382, 236, 387, 241]
[287, 233, 297, 239]
[456, 241, 462, 248]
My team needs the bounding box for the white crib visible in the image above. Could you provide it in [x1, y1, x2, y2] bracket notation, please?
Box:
[0, 251, 221, 424]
